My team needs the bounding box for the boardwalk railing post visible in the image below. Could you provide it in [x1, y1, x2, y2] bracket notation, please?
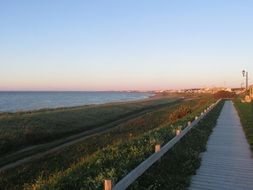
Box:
[155, 144, 162, 162]
[195, 116, 198, 120]
[188, 121, 191, 126]
[176, 129, 181, 136]
[104, 179, 112, 190]
[155, 144, 161, 153]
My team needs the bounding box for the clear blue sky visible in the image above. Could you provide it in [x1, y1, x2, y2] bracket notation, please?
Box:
[0, 0, 253, 91]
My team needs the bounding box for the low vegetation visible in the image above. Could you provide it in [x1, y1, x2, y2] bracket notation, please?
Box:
[14, 97, 213, 190]
[213, 90, 236, 99]
[0, 97, 180, 156]
[168, 105, 191, 123]
[233, 98, 253, 150]
[129, 100, 224, 190]
[0, 96, 213, 190]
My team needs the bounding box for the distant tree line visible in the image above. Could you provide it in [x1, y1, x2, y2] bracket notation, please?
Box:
[213, 90, 236, 99]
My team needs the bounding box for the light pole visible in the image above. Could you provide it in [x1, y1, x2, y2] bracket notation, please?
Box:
[241, 82, 244, 89]
[242, 70, 248, 92]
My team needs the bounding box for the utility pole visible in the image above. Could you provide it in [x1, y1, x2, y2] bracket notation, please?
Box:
[241, 82, 244, 89]
[246, 72, 248, 90]
[242, 70, 249, 92]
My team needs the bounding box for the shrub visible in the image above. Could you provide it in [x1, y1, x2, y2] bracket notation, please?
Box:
[169, 105, 191, 123]
[213, 90, 236, 99]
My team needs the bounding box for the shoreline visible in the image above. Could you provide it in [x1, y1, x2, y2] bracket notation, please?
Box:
[0, 92, 159, 114]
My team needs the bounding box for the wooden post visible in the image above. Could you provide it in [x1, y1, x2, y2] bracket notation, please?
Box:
[155, 144, 161, 153]
[195, 116, 198, 120]
[104, 179, 112, 190]
[176, 129, 181, 136]
[188, 121, 191, 126]
[201, 112, 204, 115]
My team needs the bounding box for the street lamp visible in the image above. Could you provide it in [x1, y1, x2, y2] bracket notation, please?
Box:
[242, 70, 248, 92]
[241, 82, 244, 89]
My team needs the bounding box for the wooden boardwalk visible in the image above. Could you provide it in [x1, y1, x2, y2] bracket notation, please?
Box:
[189, 100, 253, 190]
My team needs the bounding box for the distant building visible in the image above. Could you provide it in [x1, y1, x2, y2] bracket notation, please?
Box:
[201, 87, 232, 94]
[175, 87, 234, 95]
[232, 88, 244, 95]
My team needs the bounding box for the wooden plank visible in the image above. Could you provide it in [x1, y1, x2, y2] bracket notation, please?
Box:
[189, 100, 253, 190]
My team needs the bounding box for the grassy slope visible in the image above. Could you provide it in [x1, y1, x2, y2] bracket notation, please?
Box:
[128, 100, 224, 190]
[0, 97, 185, 190]
[0, 97, 212, 190]
[22, 98, 214, 190]
[0, 97, 179, 156]
[233, 98, 253, 149]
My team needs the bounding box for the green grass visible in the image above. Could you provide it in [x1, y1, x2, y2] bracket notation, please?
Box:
[128, 100, 224, 190]
[0, 97, 180, 156]
[18, 97, 214, 190]
[0, 97, 213, 190]
[233, 98, 253, 150]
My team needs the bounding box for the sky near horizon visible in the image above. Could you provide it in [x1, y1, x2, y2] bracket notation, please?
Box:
[0, 0, 253, 91]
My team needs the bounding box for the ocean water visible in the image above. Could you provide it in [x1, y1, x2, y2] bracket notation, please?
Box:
[0, 91, 152, 113]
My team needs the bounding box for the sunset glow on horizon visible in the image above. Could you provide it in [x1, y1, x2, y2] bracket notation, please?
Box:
[1, 0, 253, 91]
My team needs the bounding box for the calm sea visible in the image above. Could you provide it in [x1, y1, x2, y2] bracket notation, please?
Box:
[0, 91, 152, 113]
